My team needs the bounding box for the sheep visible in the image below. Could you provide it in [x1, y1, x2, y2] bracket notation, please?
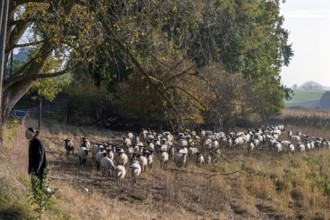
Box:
[114, 148, 129, 166]
[160, 151, 169, 167]
[129, 160, 142, 183]
[64, 139, 74, 155]
[91, 144, 100, 159]
[141, 128, 149, 141]
[174, 152, 187, 168]
[106, 148, 114, 161]
[206, 154, 212, 164]
[136, 154, 148, 172]
[195, 152, 205, 167]
[78, 147, 89, 165]
[289, 134, 301, 142]
[100, 154, 115, 176]
[95, 150, 106, 170]
[296, 142, 305, 152]
[188, 147, 199, 160]
[114, 165, 126, 187]
[143, 149, 153, 168]
[245, 141, 255, 153]
[288, 144, 295, 154]
[274, 142, 284, 153]
[123, 137, 132, 148]
[80, 138, 91, 150]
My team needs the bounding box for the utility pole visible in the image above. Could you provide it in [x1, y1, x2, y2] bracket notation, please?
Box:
[0, 0, 9, 147]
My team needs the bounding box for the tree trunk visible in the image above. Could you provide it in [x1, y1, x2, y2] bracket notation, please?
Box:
[0, 0, 9, 148]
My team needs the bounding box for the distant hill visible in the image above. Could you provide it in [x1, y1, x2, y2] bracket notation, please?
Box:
[285, 89, 328, 108]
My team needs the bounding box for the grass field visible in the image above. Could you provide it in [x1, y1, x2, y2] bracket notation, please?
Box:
[285, 89, 327, 108]
[2, 109, 330, 219]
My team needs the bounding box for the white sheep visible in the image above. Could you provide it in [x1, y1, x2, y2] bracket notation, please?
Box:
[288, 144, 295, 154]
[289, 135, 301, 142]
[80, 138, 91, 150]
[143, 149, 153, 168]
[100, 155, 115, 176]
[245, 141, 255, 153]
[160, 151, 169, 167]
[174, 152, 187, 168]
[274, 142, 284, 153]
[123, 137, 132, 147]
[114, 165, 126, 187]
[114, 148, 129, 166]
[78, 147, 89, 165]
[136, 154, 148, 172]
[95, 150, 106, 170]
[129, 160, 142, 183]
[91, 144, 100, 159]
[296, 143, 305, 152]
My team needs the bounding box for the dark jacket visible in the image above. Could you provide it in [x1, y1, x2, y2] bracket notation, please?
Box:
[28, 138, 48, 174]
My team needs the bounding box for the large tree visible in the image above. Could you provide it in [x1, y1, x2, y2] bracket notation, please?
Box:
[0, 0, 104, 146]
[0, 0, 293, 146]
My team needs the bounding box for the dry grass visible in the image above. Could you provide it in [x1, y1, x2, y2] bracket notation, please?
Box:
[1, 109, 330, 219]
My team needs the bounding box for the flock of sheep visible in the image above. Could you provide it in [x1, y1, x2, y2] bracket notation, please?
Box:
[63, 124, 330, 187]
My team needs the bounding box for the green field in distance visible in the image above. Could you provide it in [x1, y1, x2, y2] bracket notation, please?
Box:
[285, 90, 328, 108]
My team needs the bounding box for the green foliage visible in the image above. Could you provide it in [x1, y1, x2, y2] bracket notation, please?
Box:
[113, 60, 206, 129]
[27, 170, 56, 219]
[65, 76, 113, 125]
[31, 75, 72, 102]
[201, 64, 256, 128]
[7, 0, 293, 129]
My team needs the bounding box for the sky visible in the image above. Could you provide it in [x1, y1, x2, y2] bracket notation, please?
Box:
[280, 0, 330, 88]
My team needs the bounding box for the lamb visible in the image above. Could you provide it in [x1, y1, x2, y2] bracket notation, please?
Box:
[129, 160, 142, 183]
[64, 139, 74, 155]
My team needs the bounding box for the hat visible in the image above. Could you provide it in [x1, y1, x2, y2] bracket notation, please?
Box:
[27, 127, 36, 133]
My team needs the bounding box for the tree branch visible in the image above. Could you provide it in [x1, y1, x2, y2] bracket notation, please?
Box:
[162, 85, 207, 111]
[6, 40, 45, 53]
[4, 66, 72, 91]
